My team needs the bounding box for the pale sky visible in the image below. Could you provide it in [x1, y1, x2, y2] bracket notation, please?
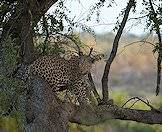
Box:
[48, 0, 161, 35]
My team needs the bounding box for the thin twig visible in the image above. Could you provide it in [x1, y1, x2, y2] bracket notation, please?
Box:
[52, 32, 82, 55]
[129, 99, 139, 108]
[122, 96, 156, 111]
[117, 39, 155, 56]
[128, 15, 148, 21]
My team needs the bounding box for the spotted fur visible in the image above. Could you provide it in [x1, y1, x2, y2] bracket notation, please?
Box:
[26, 54, 94, 104]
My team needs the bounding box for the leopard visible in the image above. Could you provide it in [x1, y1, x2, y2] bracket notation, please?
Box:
[25, 52, 95, 104]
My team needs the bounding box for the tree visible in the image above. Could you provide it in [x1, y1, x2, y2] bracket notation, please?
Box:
[0, 0, 162, 131]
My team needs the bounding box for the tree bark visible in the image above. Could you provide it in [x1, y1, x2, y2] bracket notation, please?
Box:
[25, 76, 73, 132]
[70, 103, 162, 125]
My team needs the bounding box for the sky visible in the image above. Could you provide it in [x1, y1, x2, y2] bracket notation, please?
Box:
[48, 0, 161, 36]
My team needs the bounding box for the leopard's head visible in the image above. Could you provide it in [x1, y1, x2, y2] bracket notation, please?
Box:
[78, 48, 94, 75]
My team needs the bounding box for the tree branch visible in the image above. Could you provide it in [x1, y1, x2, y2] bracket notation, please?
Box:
[148, 0, 162, 95]
[70, 103, 162, 126]
[101, 0, 136, 102]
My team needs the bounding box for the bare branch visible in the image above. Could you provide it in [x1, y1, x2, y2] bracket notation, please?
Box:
[128, 15, 148, 21]
[101, 0, 136, 102]
[122, 97, 156, 110]
[129, 99, 139, 108]
[118, 39, 155, 56]
[70, 102, 162, 126]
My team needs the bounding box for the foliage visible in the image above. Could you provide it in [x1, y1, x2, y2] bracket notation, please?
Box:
[34, 32, 89, 56]
[2, 36, 19, 75]
[0, 75, 26, 120]
[34, 36, 66, 55]
[1, 41, 21, 117]
[0, 117, 22, 132]
[0, 36, 25, 125]
[142, 0, 162, 32]
[141, 0, 162, 54]
[0, 0, 17, 31]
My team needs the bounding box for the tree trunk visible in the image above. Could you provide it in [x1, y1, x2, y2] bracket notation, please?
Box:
[24, 76, 71, 132]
